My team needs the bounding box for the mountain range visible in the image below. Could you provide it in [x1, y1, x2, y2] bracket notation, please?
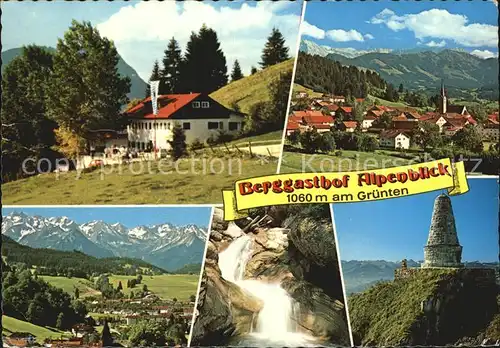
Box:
[1, 47, 147, 100]
[300, 39, 393, 58]
[299, 39, 499, 93]
[2, 212, 208, 272]
[341, 260, 499, 295]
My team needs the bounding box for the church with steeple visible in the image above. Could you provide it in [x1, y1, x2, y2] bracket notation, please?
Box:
[417, 80, 478, 135]
[437, 80, 469, 116]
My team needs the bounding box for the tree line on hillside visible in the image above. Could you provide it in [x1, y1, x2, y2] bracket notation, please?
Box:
[295, 52, 387, 99]
[1, 235, 166, 279]
[2, 261, 88, 330]
[146, 26, 290, 96]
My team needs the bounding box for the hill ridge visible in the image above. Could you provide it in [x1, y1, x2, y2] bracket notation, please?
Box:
[1, 46, 147, 100]
[210, 58, 294, 114]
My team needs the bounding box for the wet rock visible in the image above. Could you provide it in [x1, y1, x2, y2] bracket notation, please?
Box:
[210, 231, 224, 242]
[288, 218, 338, 268]
[206, 241, 218, 261]
[265, 228, 289, 251]
[244, 250, 289, 281]
[221, 222, 244, 239]
[211, 208, 229, 232]
[282, 279, 350, 346]
[287, 217, 345, 301]
[191, 261, 263, 346]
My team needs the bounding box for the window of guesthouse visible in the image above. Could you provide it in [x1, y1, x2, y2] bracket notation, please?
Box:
[229, 122, 238, 131]
[208, 122, 218, 130]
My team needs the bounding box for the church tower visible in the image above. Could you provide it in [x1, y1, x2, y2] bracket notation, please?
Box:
[421, 194, 463, 268]
[439, 80, 447, 114]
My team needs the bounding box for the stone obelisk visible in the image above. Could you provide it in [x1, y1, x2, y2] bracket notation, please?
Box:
[421, 194, 463, 268]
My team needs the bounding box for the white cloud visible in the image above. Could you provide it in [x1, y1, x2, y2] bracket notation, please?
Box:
[369, 8, 498, 47]
[364, 33, 374, 40]
[96, 1, 300, 81]
[301, 21, 325, 39]
[425, 40, 446, 48]
[326, 29, 365, 42]
[470, 49, 499, 59]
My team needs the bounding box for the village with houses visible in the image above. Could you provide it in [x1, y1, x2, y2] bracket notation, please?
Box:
[3, 297, 194, 348]
[284, 79, 499, 173]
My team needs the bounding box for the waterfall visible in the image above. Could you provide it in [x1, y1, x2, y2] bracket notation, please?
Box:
[218, 232, 316, 345]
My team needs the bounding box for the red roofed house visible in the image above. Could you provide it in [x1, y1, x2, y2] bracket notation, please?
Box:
[362, 114, 377, 129]
[303, 114, 334, 126]
[126, 93, 245, 151]
[338, 121, 358, 133]
[286, 120, 302, 136]
[380, 130, 411, 150]
[332, 95, 346, 103]
[325, 103, 339, 116]
[480, 118, 499, 140]
[286, 110, 334, 134]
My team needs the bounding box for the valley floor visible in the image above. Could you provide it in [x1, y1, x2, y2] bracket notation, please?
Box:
[40, 274, 199, 301]
[108, 274, 199, 301]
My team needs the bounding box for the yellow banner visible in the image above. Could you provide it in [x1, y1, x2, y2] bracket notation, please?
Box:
[223, 159, 469, 221]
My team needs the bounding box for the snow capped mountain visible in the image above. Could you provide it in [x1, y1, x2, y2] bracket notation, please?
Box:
[300, 39, 392, 58]
[2, 212, 209, 271]
[2, 212, 113, 258]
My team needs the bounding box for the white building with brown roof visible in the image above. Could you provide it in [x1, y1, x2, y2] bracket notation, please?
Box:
[125, 93, 245, 151]
[380, 130, 411, 149]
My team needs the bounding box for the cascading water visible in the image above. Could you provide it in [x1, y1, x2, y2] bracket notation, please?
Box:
[218, 225, 317, 346]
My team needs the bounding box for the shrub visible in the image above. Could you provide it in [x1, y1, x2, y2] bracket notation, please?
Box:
[216, 130, 234, 144]
[189, 138, 204, 151]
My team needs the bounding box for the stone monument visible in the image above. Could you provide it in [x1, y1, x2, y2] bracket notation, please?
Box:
[421, 194, 463, 268]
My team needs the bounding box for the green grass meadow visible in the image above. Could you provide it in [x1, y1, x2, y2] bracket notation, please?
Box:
[210, 59, 294, 114]
[40, 276, 100, 298]
[108, 274, 199, 301]
[2, 155, 278, 204]
[2, 315, 71, 342]
[280, 150, 416, 173]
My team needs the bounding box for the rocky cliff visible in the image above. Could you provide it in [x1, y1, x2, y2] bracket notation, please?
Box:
[190, 205, 351, 346]
[349, 268, 499, 346]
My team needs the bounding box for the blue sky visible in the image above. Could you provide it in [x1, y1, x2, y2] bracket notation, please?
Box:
[2, 206, 212, 228]
[333, 178, 499, 263]
[1, 1, 302, 80]
[302, 0, 498, 59]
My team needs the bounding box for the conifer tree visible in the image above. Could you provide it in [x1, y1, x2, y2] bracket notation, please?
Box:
[168, 123, 188, 160]
[101, 319, 113, 346]
[146, 60, 161, 97]
[260, 28, 289, 68]
[117, 281, 123, 291]
[180, 24, 228, 93]
[251, 66, 258, 75]
[231, 59, 244, 82]
[161, 37, 182, 94]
